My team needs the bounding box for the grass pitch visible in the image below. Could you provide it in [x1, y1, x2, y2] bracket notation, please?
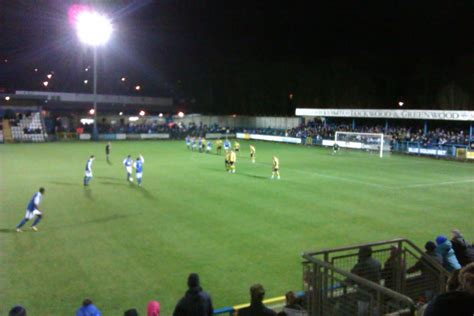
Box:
[1, 140, 473, 315]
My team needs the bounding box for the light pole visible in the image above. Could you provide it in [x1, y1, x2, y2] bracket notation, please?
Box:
[75, 10, 112, 140]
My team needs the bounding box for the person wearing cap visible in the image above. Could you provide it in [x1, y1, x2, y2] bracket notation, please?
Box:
[237, 284, 276, 316]
[451, 229, 474, 267]
[436, 235, 461, 272]
[9, 305, 27, 316]
[173, 273, 213, 316]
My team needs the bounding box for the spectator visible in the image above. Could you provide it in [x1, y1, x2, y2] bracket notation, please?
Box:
[147, 301, 160, 316]
[237, 283, 276, 316]
[436, 236, 461, 272]
[350, 246, 382, 283]
[349, 246, 381, 316]
[283, 291, 305, 316]
[451, 229, 474, 267]
[446, 269, 462, 292]
[407, 241, 443, 300]
[76, 299, 101, 316]
[124, 309, 139, 316]
[9, 305, 26, 316]
[173, 273, 213, 316]
[382, 246, 404, 290]
[424, 262, 474, 315]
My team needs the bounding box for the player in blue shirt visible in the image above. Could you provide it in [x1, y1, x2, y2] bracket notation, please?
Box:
[206, 140, 212, 153]
[133, 154, 145, 186]
[224, 139, 231, 151]
[185, 135, 191, 150]
[83, 155, 95, 186]
[16, 187, 45, 232]
[123, 155, 134, 182]
[198, 137, 203, 152]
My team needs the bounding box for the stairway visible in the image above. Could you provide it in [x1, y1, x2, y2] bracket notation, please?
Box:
[2, 119, 13, 143]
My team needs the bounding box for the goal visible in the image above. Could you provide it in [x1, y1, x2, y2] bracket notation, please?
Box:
[334, 131, 387, 158]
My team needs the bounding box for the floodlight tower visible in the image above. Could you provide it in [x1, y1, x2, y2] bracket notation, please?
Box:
[75, 10, 112, 140]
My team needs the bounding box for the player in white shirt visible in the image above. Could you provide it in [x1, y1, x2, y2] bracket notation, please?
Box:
[16, 187, 45, 232]
[83, 155, 95, 186]
[123, 155, 134, 182]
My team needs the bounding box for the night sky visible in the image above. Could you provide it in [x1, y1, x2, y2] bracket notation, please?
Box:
[2, 1, 474, 114]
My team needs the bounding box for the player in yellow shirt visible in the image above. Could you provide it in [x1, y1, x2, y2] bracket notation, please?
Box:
[249, 145, 256, 163]
[216, 139, 223, 155]
[271, 156, 280, 179]
[234, 141, 240, 154]
[228, 150, 237, 173]
[225, 150, 231, 171]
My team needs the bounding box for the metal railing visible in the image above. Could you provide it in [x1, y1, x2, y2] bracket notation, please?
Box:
[302, 238, 450, 316]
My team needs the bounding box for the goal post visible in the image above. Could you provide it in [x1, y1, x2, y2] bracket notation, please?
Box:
[334, 131, 385, 158]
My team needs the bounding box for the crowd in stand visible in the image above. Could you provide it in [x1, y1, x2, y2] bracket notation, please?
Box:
[78, 119, 472, 146]
[5, 273, 304, 316]
[286, 121, 472, 145]
[349, 228, 474, 316]
[6, 230, 473, 315]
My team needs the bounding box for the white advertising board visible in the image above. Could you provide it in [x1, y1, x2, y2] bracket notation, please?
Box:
[296, 108, 474, 121]
[236, 133, 301, 144]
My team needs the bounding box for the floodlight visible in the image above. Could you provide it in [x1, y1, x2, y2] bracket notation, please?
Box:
[43, 81, 49, 87]
[158, 113, 163, 118]
[89, 109, 95, 115]
[76, 11, 112, 46]
[398, 101, 404, 107]
[84, 80, 88, 84]
[5, 96, 11, 101]
[139, 110, 145, 116]
[119, 112, 123, 116]
[34, 68, 38, 72]
[47, 74, 53, 79]
[121, 77, 126, 82]
[178, 111, 184, 118]
[135, 85, 141, 91]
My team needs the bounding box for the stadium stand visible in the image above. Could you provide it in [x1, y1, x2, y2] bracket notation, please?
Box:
[8, 112, 47, 142]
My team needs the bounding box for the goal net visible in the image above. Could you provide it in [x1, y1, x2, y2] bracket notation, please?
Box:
[334, 131, 389, 158]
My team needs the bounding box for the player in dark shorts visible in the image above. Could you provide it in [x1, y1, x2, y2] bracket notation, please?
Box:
[106, 142, 111, 163]
[333, 143, 339, 154]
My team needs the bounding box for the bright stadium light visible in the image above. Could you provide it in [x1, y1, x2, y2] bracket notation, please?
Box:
[5, 96, 11, 101]
[43, 81, 49, 87]
[135, 85, 141, 91]
[76, 11, 112, 46]
[34, 68, 38, 72]
[84, 79, 88, 84]
[129, 116, 139, 122]
[158, 113, 163, 118]
[47, 73, 53, 79]
[74, 8, 113, 141]
[119, 111, 123, 116]
[178, 111, 185, 118]
[89, 108, 95, 115]
[139, 110, 146, 116]
[121, 77, 126, 82]
[398, 101, 404, 107]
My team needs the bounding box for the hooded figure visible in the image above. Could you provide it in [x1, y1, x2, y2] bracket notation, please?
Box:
[147, 301, 160, 316]
[173, 273, 213, 316]
[451, 229, 474, 267]
[436, 235, 461, 272]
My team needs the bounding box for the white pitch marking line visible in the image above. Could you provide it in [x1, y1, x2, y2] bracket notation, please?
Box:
[392, 179, 474, 189]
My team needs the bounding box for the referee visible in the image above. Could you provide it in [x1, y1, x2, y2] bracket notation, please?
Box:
[106, 142, 111, 163]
